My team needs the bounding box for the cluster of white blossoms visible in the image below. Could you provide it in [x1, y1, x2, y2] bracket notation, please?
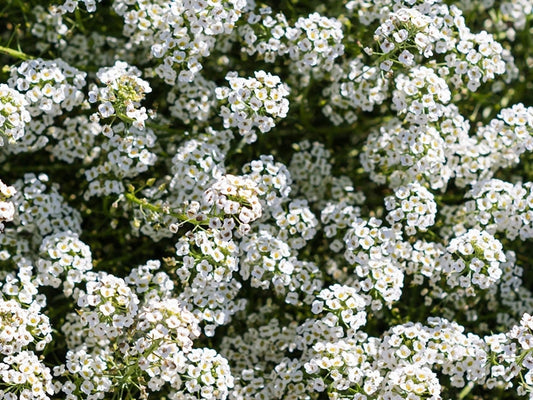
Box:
[75, 273, 140, 340]
[172, 226, 245, 335]
[0, 350, 55, 400]
[392, 66, 451, 124]
[10, 173, 82, 240]
[203, 174, 262, 227]
[241, 155, 292, 212]
[113, 0, 246, 84]
[0, 299, 52, 355]
[508, 314, 533, 395]
[441, 178, 533, 241]
[361, 117, 449, 189]
[215, 71, 290, 143]
[362, 103, 477, 190]
[0, 179, 16, 232]
[385, 182, 437, 235]
[3, 60, 84, 155]
[36, 231, 93, 296]
[472, 104, 533, 178]
[322, 56, 390, 125]
[239, 225, 294, 289]
[1, 58, 86, 156]
[274, 199, 318, 249]
[2, 0, 533, 399]
[0, 245, 54, 400]
[441, 229, 506, 293]
[52, 262, 236, 400]
[239, 10, 345, 76]
[46, 115, 99, 164]
[371, 2, 508, 89]
[373, 6, 451, 61]
[169, 128, 232, 203]
[7, 58, 86, 119]
[84, 123, 158, 198]
[167, 74, 217, 126]
[343, 217, 407, 307]
[311, 284, 369, 332]
[0, 84, 30, 146]
[88, 61, 152, 129]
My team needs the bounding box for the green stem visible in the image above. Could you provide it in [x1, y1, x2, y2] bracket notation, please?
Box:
[458, 382, 474, 400]
[124, 192, 206, 226]
[0, 45, 33, 61]
[299, 74, 313, 130]
[146, 122, 187, 137]
[74, 8, 87, 35]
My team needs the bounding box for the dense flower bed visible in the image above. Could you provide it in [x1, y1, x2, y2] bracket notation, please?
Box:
[1, 0, 533, 399]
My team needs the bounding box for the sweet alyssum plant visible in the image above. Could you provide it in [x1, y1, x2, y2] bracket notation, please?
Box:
[0, 0, 533, 399]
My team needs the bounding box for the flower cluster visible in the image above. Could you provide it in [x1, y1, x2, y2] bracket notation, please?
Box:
[344, 218, 407, 306]
[1, 0, 533, 399]
[8, 58, 86, 119]
[2, 58, 86, 156]
[0, 84, 30, 145]
[361, 118, 446, 189]
[239, 225, 294, 290]
[75, 272, 140, 340]
[373, 6, 451, 63]
[441, 229, 506, 293]
[204, 174, 262, 227]
[30, 5, 69, 51]
[169, 128, 233, 205]
[361, 104, 474, 190]
[46, 115, 99, 164]
[0, 179, 16, 232]
[113, 0, 246, 84]
[385, 182, 437, 235]
[0, 265, 53, 400]
[215, 71, 290, 143]
[392, 66, 451, 124]
[304, 336, 381, 397]
[382, 365, 441, 400]
[0, 350, 55, 400]
[167, 74, 217, 126]
[88, 61, 152, 129]
[124, 259, 174, 301]
[36, 231, 92, 296]
[441, 179, 533, 241]
[172, 227, 245, 335]
[83, 123, 158, 199]
[57, 266, 234, 399]
[0, 299, 52, 355]
[371, 2, 508, 91]
[242, 155, 292, 213]
[274, 199, 318, 249]
[239, 10, 345, 76]
[10, 173, 82, 240]
[508, 314, 533, 395]
[311, 284, 369, 333]
[322, 56, 390, 125]
[472, 104, 533, 179]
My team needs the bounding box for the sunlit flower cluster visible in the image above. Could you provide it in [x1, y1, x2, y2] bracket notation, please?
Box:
[0, 0, 532, 399]
[0, 85, 30, 146]
[88, 61, 152, 129]
[215, 71, 290, 143]
[0, 179, 16, 232]
[113, 0, 246, 84]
